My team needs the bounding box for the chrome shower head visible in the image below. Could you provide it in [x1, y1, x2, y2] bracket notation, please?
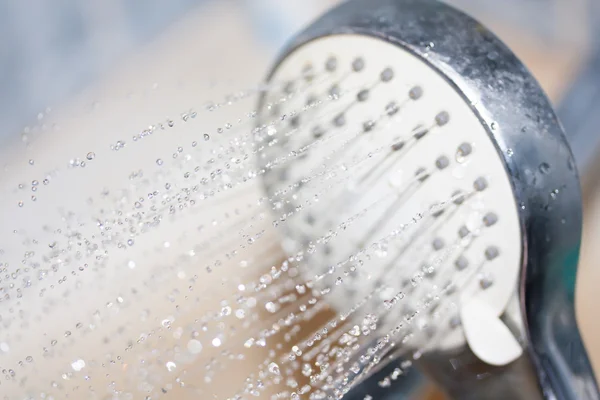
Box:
[256, 0, 599, 398]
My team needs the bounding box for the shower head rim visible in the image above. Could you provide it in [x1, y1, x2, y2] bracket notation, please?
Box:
[262, 0, 597, 398]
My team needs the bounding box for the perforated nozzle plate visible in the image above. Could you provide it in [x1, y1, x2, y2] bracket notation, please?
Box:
[259, 34, 523, 365]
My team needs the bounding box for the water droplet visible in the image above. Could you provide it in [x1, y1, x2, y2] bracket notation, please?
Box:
[265, 302, 277, 313]
[86, 152, 95, 161]
[187, 339, 203, 354]
[71, 359, 85, 371]
[156, 159, 163, 166]
[539, 163, 550, 174]
[204, 134, 210, 141]
[268, 362, 281, 376]
[165, 361, 176, 372]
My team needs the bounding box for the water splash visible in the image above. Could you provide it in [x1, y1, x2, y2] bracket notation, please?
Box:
[0, 36, 524, 400]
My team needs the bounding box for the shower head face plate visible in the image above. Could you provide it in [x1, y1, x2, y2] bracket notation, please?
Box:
[258, 34, 523, 364]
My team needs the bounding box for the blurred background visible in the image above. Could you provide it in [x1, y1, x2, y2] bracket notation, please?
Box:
[1, 0, 600, 398]
[0, 0, 595, 141]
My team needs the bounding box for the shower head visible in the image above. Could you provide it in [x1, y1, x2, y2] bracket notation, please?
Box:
[256, 0, 599, 398]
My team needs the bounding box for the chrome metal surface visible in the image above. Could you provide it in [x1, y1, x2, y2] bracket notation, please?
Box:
[265, 0, 600, 398]
[418, 346, 543, 400]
